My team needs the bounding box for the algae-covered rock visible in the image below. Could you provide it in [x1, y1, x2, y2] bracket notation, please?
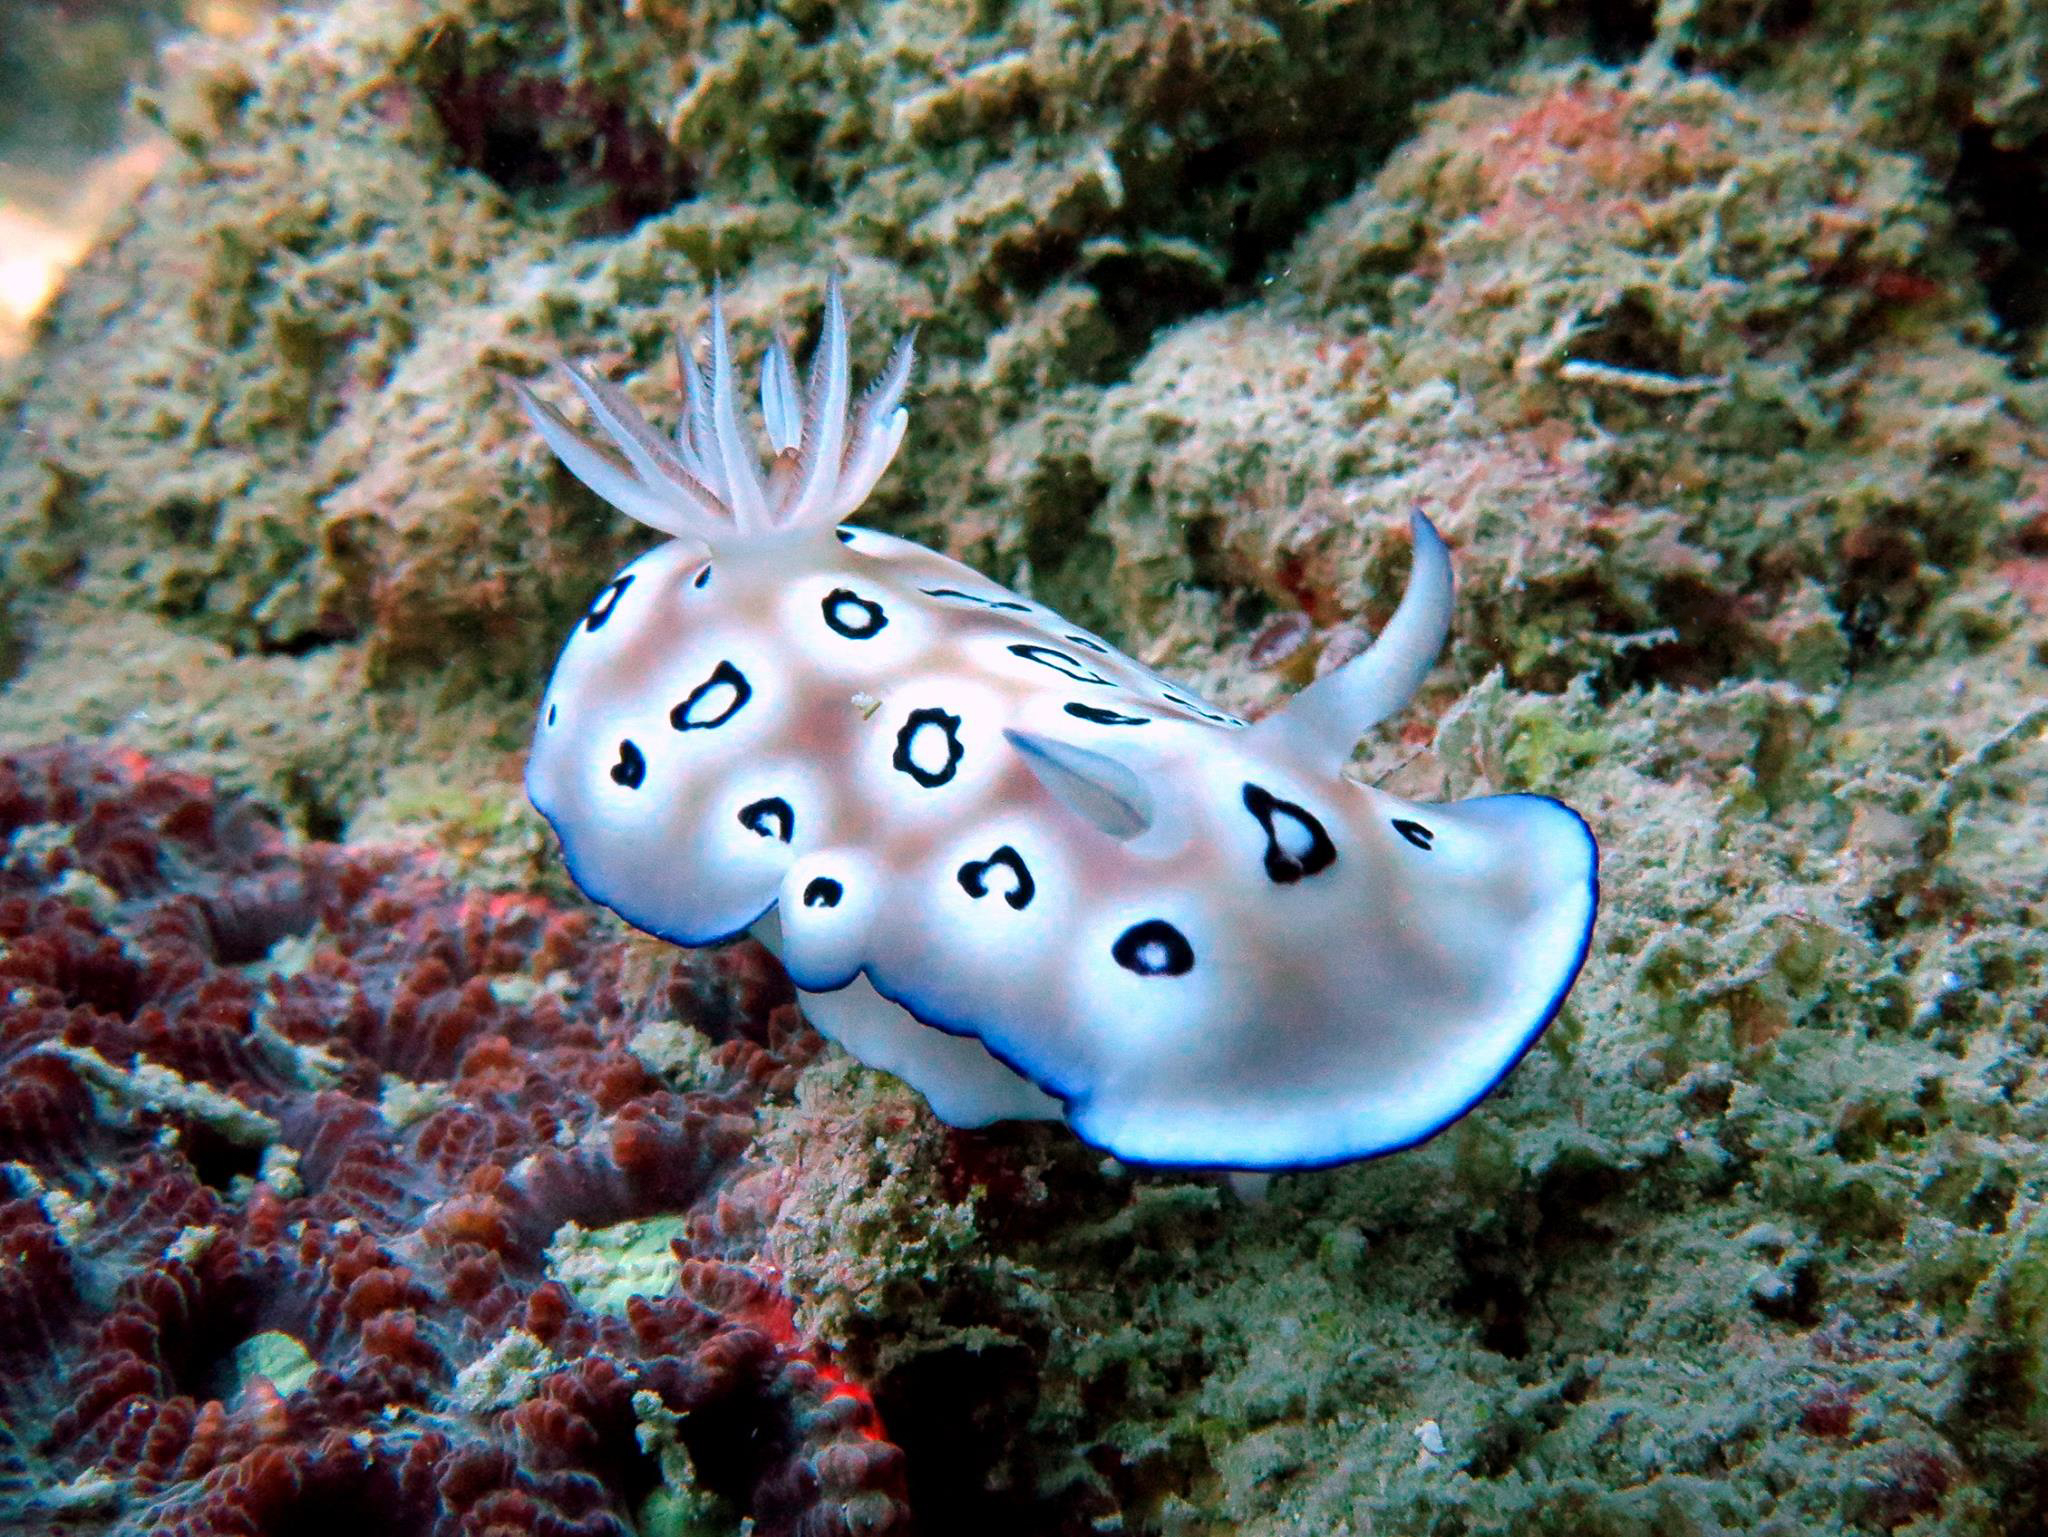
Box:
[0, 0, 1541, 829]
[1655, 0, 2048, 365]
[3, 1, 2047, 1534]
[1086, 66, 2039, 701]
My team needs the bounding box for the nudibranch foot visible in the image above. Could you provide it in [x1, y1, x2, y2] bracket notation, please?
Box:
[756, 911, 1063, 1127]
[517, 277, 1599, 1173]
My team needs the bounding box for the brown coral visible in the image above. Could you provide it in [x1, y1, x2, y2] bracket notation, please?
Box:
[0, 743, 907, 1535]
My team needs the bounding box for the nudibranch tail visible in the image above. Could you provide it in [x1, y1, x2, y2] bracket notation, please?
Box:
[1248, 509, 1454, 774]
[507, 274, 915, 547]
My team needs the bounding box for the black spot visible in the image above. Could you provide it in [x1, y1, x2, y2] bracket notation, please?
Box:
[1064, 702, 1150, 727]
[585, 575, 633, 632]
[1394, 819, 1435, 851]
[921, 586, 1032, 614]
[803, 877, 843, 908]
[610, 740, 645, 789]
[738, 797, 794, 842]
[671, 660, 752, 731]
[893, 708, 965, 788]
[1008, 643, 1112, 686]
[693, 564, 712, 590]
[957, 845, 1035, 911]
[1164, 691, 1239, 726]
[1242, 783, 1337, 884]
[1113, 919, 1194, 977]
[822, 588, 889, 639]
[1064, 633, 1110, 654]
[546, 703, 557, 727]
[836, 528, 856, 544]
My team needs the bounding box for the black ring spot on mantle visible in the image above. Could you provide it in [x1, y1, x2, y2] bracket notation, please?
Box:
[1008, 643, 1112, 686]
[738, 797, 794, 843]
[610, 740, 645, 789]
[957, 845, 1035, 911]
[1064, 702, 1150, 727]
[692, 564, 712, 590]
[835, 528, 856, 544]
[546, 704, 557, 727]
[1113, 919, 1194, 977]
[822, 588, 889, 639]
[1393, 819, 1435, 851]
[671, 661, 752, 732]
[803, 877, 843, 908]
[1242, 783, 1337, 884]
[585, 575, 633, 632]
[893, 708, 965, 788]
[921, 586, 1032, 614]
[1064, 633, 1110, 654]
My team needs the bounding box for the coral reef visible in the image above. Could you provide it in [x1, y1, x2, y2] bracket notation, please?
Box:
[0, 0, 1549, 725]
[849, 63, 2048, 1537]
[1085, 66, 2040, 704]
[2, 0, 2047, 1534]
[1657, 0, 2048, 357]
[0, 743, 906, 1535]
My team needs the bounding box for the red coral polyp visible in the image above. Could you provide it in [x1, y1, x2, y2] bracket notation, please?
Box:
[0, 744, 910, 1536]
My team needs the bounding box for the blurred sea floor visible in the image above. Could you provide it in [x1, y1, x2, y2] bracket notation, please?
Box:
[0, 0, 271, 358]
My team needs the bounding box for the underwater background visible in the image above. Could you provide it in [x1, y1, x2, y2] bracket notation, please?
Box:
[2, 0, 2046, 1532]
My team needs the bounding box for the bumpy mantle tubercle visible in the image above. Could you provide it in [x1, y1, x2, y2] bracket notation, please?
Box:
[511, 277, 1598, 1174]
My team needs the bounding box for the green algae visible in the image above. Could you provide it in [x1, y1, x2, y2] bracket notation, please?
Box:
[450, 1327, 562, 1412]
[626, 1016, 726, 1093]
[46, 1043, 281, 1147]
[752, 1054, 987, 1352]
[1, 0, 2046, 1533]
[632, 1389, 744, 1537]
[546, 1215, 696, 1317]
[1085, 65, 2042, 706]
[230, 1330, 318, 1400]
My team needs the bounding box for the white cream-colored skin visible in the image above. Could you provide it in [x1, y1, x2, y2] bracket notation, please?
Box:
[513, 280, 1598, 1171]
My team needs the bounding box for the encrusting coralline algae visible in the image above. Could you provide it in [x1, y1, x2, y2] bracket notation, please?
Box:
[1, 0, 2046, 1531]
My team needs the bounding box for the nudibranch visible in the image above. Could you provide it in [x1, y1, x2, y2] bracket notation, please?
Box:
[511, 280, 1598, 1171]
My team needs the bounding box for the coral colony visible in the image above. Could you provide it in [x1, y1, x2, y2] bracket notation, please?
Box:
[515, 280, 1597, 1171]
[0, 745, 908, 1534]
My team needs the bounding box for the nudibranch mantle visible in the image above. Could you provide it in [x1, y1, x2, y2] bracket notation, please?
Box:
[513, 280, 1598, 1171]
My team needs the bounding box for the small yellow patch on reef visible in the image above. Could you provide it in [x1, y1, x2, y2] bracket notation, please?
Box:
[547, 1214, 698, 1316]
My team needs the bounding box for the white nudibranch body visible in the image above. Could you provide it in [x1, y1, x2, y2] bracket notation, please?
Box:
[512, 280, 1598, 1171]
